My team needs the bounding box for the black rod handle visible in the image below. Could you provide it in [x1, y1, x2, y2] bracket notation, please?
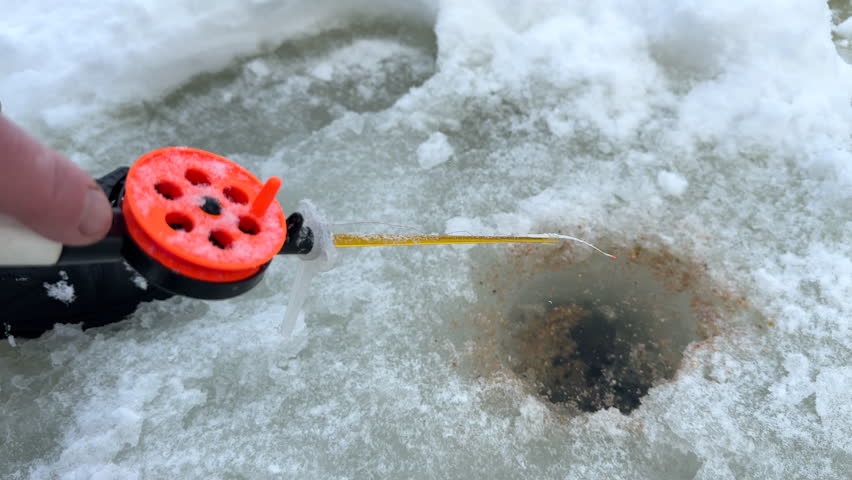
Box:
[57, 208, 126, 265]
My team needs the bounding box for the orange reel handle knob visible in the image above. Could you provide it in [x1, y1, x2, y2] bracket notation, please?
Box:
[251, 176, 282, 217]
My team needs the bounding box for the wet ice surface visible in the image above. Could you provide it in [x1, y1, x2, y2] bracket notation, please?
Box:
[3, 1, 852, 478]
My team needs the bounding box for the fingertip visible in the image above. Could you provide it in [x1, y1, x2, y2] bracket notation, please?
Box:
[76, 185, 113, 244]
[0, 115, 113, 246]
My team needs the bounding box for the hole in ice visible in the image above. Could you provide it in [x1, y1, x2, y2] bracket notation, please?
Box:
[472, 238, 745, 416]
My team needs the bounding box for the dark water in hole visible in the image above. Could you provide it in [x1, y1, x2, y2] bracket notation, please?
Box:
[513, 303, 667, 414]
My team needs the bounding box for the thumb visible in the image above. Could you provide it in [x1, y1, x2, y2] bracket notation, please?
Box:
[0, 114, 113, 246]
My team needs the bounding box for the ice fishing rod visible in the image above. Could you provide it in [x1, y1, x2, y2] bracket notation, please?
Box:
[0, 147, 606, 300]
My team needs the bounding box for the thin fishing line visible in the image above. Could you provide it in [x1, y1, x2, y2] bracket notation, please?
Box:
[323, 221, 615, 258]
[525, 234, 617, 259]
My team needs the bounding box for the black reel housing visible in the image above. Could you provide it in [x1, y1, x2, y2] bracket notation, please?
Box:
[58, 169, 314, 300]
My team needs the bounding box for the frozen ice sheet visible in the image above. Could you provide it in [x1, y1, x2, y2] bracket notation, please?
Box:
[2, 1, 852, 478]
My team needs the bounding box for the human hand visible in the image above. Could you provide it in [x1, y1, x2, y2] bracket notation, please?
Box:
[0, 112, 112, 246]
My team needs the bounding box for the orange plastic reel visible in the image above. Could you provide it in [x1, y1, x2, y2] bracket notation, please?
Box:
[122, 147, 286, 283]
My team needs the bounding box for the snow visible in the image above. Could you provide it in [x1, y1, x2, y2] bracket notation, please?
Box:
[43, 271, 76, 305]
[417, 132, 454, 169]
[837, 17, 852, 38]
[125, 263, 149, 291]
[815, 367, 852, 452]
[2, 0, 852, 478]
[0, 0, 437, 132]
[657, 170, 688, 197]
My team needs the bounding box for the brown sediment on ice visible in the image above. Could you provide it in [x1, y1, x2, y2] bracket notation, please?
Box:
[465, 234, 755, 416]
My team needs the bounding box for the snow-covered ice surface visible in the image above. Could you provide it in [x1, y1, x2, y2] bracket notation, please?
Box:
[3, 0, 852, 478]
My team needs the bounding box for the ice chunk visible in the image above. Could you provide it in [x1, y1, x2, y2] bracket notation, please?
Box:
[657, 170, 688, 197]
[836, 17, 852, 38]
[245, 59, 271, 78]
[417, 132, 454, 169]
[310, 62, 334, 81]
